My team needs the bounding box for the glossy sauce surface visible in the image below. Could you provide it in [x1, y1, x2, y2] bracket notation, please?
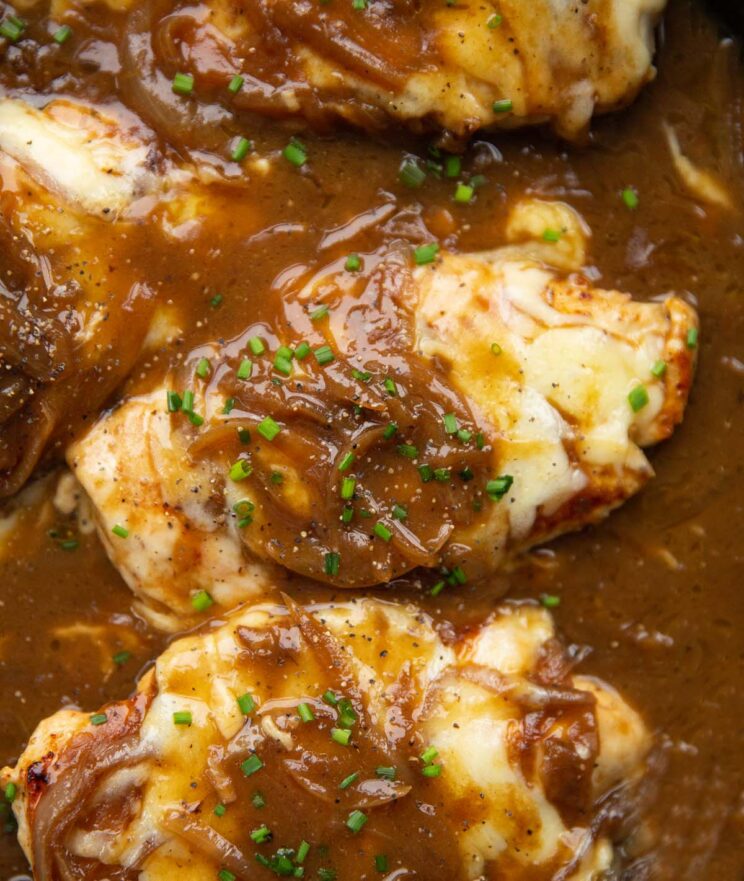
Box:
[1, 1, 743, 878]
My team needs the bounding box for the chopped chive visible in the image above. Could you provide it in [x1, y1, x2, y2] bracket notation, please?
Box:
[628, 385, 649, 412]
[223, 397, 236, 414]
[331, 727, 351, 746]
[383, 377, 397, 396]
[167, 390, 182, 412]
[236, 358, 253, 380]
[375, 766, 396, 780]
[450, 565, 467, 585]
[374, 522, 392, 542]
[257, 416, 281, 441]
[241, 754, 264, 777]
[227, 74, 244, 94]
[443, 413, 458, 434]
[421, 746, 439, 764]
[310, 304, 329, 321]
[492, 98, 513, 113]
[3, 783, 16, 803]
[250, 825, 272, 844]
[651, 359, 667, 378]
[487, 475, 513, 501]
[214, 803, 227, 817]
[382, 422, 398, 440]
[454, 183, 474, 203]
[314, 345, 335, 366]
[459, 466, 474, 481]
[237, 692, 256, 715]
[433, 467, 451, 482]
[297, 702, 315, 723]
[187, 411, 204, 427]
[340, 477, 356, 500]
[181, 389, 195, 413]
[89, 713, 108, 726]
[112, 650, 131, 666]
[249, 336, 265, 355]
[341, 505, 354, 524]
[295, 341, 311, 360]
[418, 464, 434, 482]
[391, 504, 407, 521]
[339, 771, 359, 790]
[487, 12, 503, 27]
[542, 228, 562, 243]
[210, 293, 223, 309]
[191, 590, 214, 612]
[318, 870, 336, 881]
[231, 136, 252, 162]
[237, 427, 251, 444]
[686, 327, 699, 349]
[53, 24, 72, 44]
[59, 539, 79, 551]
[283, 138, 307, 167]
[422, 763, 442, 777]
[352, 368, 371, 382]
[457, 429, 472, 443]
[323, 689, 339, 706]
[111, 524, 129, 539]
[229, 458, 253, 481]
[345, 253, 362, 272]
[173, 710, 192, 726]
[324, 552, 341, 576]
[375, 854, 389, 873]
[270, 471, 283, 485]
[540, 594, 561, 608]
[196, 357, 211, 379]
[338, 452, 355, 472]
[218, 870, 236, 881]
[476, 432, 485, 449]
[397, 443, 418, 459]
[252, 791, 266, 809]
[399, 158, 426, 189]
[0, 19, 23, 42]
[172, 72, 194, 95]
[346, 810, 368, 834]
[274, 354, 293, 376]
[296, 841, 310, 864]
[622, 187, 639, 210]
[413, 242, 439, 265]
[444, 155, 461, 178]
[430, 580, 446, 597]
[337, 698, 357, 728]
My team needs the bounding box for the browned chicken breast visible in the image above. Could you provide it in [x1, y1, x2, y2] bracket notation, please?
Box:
[66, 204, 697, 628]
[119, 0, 668, 140]
[2, 597, 651, 881]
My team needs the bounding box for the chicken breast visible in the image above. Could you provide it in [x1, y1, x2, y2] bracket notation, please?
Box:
[66, 212, 697, 625]
[0, 95, 261, 498]
[115, 0, 667, 141]
[1, 598, 651, 881]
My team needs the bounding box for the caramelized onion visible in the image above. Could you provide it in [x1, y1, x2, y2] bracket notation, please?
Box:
[31, 697, 152, 881]
[122, 1, 231, 151]
[161, 810, 253, 877]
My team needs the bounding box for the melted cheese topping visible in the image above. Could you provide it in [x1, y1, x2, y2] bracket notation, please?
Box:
[2, 600, 651, 881]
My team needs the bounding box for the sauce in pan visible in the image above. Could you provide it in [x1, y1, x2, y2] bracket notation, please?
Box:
[0, 1, 742, 878]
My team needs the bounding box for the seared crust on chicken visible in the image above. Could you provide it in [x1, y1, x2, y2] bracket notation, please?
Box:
[2, 599, 650, 881]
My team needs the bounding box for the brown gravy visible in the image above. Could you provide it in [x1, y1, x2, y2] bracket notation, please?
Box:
[1, 1, 743, 878]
